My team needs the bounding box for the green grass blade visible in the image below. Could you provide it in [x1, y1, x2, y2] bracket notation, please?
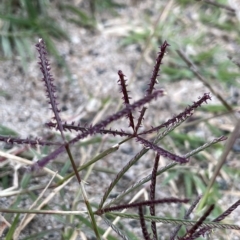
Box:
[102, 216, 129, 240]
[76, 215, 118, 240]
[23, 0, 38, 20]
[5, 213, 20, 240]
[98, 147, 148, 209]
[0, 125, 18, 136]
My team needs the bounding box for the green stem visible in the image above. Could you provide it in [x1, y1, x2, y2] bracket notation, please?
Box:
[65, 144, 81, 183]
[57, 143, 119, 186]
[80, 182, 102, 240]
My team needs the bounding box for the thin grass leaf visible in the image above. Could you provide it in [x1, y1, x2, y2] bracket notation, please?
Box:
[0, 125, 18, 136]
[98, 147, 148, 210]
[59, 3, 95, 28]
[184, 173, 193, 198]
[108, 213, 240, 230]
[176, 49, 233, 112]
[121, 228, 140, 240]
[184, 135, 227, 158]
[102, 216, 129, 240]
[1, 35, 12, 57]
[105, 161, 177, 208]
[23, 0, 38, 20]
[5, 213, 20, 240]
[104, 134, 226, 209]
[76, 215, 118, 240]
[0, 14, 33, 27]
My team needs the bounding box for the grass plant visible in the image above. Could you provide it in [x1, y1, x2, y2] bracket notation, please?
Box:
[0, 37, 239, 239]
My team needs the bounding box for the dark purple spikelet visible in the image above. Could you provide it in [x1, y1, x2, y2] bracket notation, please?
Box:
[36, 38, 65, 141]
[29, 143, 66, 171]
[60, 122, 133, 137]
[135, 41, 169, 134]
[31, 90, 165, 170]
[135, 108, 146, 133]
[136, 136, 188, 163]
[139, 206, 152, 240]
[96, 198, 189, 215]
[30, 136, 84, 171]
[149, 154, 160, 240]
[46, 121, 88, 133]
[146, 40, 169, 96]
[118, 70, 135, 130]
[139, 92, 212, 135]
[93, 89, 165, 130]
[49, 119, 134, 137]
[180, 204, 215, 240]
[191, 199, 240, 239]
[0, 135, 60, 146]
[212, 199, 240, 222]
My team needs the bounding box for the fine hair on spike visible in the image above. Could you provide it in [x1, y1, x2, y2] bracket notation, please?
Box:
[36, 38, 65, 142]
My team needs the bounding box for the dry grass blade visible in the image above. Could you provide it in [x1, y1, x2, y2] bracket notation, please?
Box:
[0, 151, 63, 188]
[13, 172, 58, 239]
[11, 177, 72, 239]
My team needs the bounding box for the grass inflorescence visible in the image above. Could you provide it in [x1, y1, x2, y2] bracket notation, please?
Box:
[0, 36, 239, 240]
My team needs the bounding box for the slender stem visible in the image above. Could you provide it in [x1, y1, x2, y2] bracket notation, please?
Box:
[80, 182, 102, 240]
[65, 144, 81, 183]
[57, 144, 119, 186]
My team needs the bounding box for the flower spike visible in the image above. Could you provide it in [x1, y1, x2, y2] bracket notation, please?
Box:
[36, 38, 65, 141]
[118, 70, 135, 130]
